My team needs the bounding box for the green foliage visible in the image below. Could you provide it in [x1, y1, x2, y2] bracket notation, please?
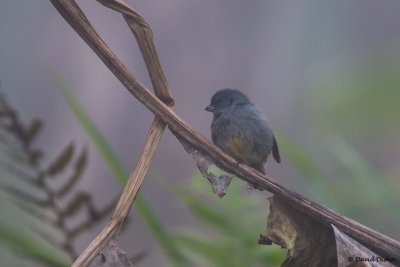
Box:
[55, 78, 127, 184]
[278, 131, 400, 238]
[324, 135, 400, 235]
[163, 175, 285, 267]
[326, 135, 394, 205]
[307, 58, 400, 136]
[276, 133, 340, 209]
[0, 94, 117, 266]
[0, 223, 70, 267]
[304, 58, 400, 238]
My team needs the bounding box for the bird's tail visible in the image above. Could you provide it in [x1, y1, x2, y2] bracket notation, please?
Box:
[272, 136, 281, 163]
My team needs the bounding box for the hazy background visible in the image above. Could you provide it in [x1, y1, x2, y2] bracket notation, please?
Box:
[1, 1, 400, 266]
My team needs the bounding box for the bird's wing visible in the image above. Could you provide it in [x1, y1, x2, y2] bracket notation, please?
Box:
[272, 136, 281, 163]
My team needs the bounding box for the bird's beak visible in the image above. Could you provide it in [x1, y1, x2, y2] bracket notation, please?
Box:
[205, 105, 215, 112]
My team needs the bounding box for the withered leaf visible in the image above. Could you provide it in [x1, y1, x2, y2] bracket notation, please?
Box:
[88, 240, 133, 267]
[334, 225, 396, 267]
[260, 195, 337, 267]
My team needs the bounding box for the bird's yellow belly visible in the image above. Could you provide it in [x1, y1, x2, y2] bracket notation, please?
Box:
[225, 135, 267, 165]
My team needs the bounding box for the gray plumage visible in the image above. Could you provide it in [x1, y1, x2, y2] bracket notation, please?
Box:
[205, 88, 280, 174]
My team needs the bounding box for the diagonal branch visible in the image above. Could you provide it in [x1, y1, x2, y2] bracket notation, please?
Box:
[49, 0, 400, 263]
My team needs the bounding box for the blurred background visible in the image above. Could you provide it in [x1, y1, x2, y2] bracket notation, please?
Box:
[1, 0, 400, 266]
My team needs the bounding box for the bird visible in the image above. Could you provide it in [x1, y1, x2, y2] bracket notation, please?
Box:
[205, 88, 280, 174]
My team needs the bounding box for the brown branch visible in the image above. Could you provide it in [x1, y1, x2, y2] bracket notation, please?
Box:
[68, 0, 173, 265]
[49, 0, 400, 263]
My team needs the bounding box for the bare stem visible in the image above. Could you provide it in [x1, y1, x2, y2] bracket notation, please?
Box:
[71, 117, 165, 267]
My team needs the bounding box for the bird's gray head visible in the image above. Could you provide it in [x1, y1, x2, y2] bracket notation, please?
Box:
[205, 89, 251, 113]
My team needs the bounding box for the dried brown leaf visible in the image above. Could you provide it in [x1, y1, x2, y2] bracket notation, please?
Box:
[177, 136, 233, 197]
[260, 195, 337, 267]
[334, 225, 397, 267]
[88, 240, 132, 267]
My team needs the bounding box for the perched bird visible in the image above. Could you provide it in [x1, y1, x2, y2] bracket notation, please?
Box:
[205, 88, 280, 174]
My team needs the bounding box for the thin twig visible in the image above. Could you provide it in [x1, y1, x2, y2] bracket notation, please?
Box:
[71, 117, 166, 267]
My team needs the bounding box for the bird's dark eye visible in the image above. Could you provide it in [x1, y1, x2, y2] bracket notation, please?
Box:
[211, 96, 233, 108]
[213, 99, 221, 106]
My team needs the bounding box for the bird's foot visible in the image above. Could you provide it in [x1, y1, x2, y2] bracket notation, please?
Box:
[236, 160, 243, 168]
[246, 183, 255, 193]
[247, 182, 264, 192]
